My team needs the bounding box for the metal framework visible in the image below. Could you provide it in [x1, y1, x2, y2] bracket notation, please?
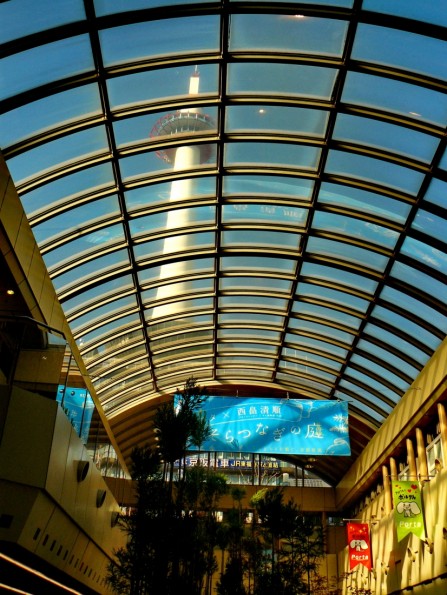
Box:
[1, 0, 447, 484]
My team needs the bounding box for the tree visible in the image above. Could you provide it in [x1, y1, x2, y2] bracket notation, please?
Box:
[248, 487, 325, 595]
[154, 377, 209, 490]
[107, 378, 226, 595]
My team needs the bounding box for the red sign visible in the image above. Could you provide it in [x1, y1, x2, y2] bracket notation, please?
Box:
[347, 522, 372, 570]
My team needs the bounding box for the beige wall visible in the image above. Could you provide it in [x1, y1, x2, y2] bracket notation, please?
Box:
[337, 467, 447, 594]
[0, 385, 125, 593]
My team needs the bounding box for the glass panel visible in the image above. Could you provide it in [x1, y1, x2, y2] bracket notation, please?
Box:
[125, 177, 216, 211]
[379, 286, 447, 333]
[412, 210, 447, 244]
[228, 62, 337, 100]
[230, 14, 348, 57]
[120, 145, 217, 182]
[334, 390, 384, 423]
[114, 107, 218, 148]
[95, 0, 210, 15]
[222, 230, 301, 250]
[51, 249, 129, 291]
[7, 127, 109, 186]
[138, 258, 215, 285]
[148, 297, 213, 320]
[287, 337, 348, 360]
[222, 203, 307, 226]
[134, 232, 215, 262]
[352, 24, 447, 81]
[0, 85, 102, 148]
[357, 339, 421, 378]
[217, 356, 274, 366]
[107, 63, 219, 110]
[230, 0, 353, 5]
[142, 278, 214, 304]
[43, 224, 125, 271]
[312, 211, 399, 249]
[0, 35, 93, 101]
[220, 277, 292, 294]
[218, 328, 281, 341]
[219, 313, 285, 326]
[325, 149, 425, 195]
[130, 206, 215, 240]
[350, 374, 400, 407]
[400, 236, 447, 276]
[88, 343, 147, 376]
[372, 305, 440, 351]
[362, 0, 447, 26]
[223, 174, 314, 199]
[333, 113, 440, 163]
[151, 330, 213, 352]
[225, 141, 321, 170]
[82, 330, 144, 363]
[20, 164, 115, 217]
[318, 182, 412, 224]
[281, 347, 343, 372]
[288, 319, 354, 345]
[306, 236, 389, 273]
[219, 295, 288, 310]
[296, 282, 370, 313]
[0, 0, 85, 43]
[226, 105, 328, 137]
[278, 363, 337, 383]
[292, 302, 361, 330]
[63, 276, 135, 315]
[338, 382, 392, 415]
[364, 323, 431, 366]
[77, 314, 141, 347]
[70, 296, 139, 334]
[391, 261, 447, 301]
[300, 262, 379, 295]
[350, 354, 410, 389]
[99, 16, 219, 66]
[150, 315, 213, 335]
[424, 178, 447, 209]
[342, 71, 447, 127]
[152, 344, 212, 364]
[32, 196, 121, 244]
[275, 373, 331, 395]
[217, 342, 277, 354]
[220, 256, 296, 274]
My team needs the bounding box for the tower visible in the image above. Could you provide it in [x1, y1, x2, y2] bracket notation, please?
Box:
[149, 68, 215, 319]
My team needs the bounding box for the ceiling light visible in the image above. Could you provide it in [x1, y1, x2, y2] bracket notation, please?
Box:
[6, 289, 15, 295]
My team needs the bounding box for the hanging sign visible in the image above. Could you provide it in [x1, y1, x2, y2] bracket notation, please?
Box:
[391, 480, 425, 541]
[347, 522, 372, 570]
[186, 397, 350, 456]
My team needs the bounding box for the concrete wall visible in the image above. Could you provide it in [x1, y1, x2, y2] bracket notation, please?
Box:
[0, 385, 125, 593]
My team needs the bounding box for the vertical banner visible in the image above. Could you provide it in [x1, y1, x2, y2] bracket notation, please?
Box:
[391, 481, 425, 541]
[347, 523, 372, 570]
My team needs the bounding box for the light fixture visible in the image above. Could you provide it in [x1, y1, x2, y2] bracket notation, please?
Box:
[6, 289, 14, 295]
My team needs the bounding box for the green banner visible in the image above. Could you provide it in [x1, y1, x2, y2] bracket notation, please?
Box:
[391, 481, 425, 541]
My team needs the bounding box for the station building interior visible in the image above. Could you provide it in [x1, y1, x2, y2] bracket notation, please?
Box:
[1, 0, 447, 593]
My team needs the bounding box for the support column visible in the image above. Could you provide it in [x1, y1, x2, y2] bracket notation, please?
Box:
[416, 428, 429, 481]
[406, 438, 417, 480]
[389, 457, 398, 481]
[382, 465, 392, 514]
[438, 403, 447, 465]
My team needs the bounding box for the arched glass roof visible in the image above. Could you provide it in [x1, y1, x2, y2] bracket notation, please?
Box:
[1, 0, 447, 484]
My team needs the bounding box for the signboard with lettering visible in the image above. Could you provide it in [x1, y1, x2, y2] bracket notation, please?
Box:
[187, 397, 350, 456]
[347, 523, 372, 570]
[391, 481, 426, 541]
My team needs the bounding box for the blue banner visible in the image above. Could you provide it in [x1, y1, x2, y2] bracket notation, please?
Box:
[189, 397, 350, 456]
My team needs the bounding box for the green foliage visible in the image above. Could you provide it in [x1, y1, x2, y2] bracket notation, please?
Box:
[107, 378, 228, 595]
